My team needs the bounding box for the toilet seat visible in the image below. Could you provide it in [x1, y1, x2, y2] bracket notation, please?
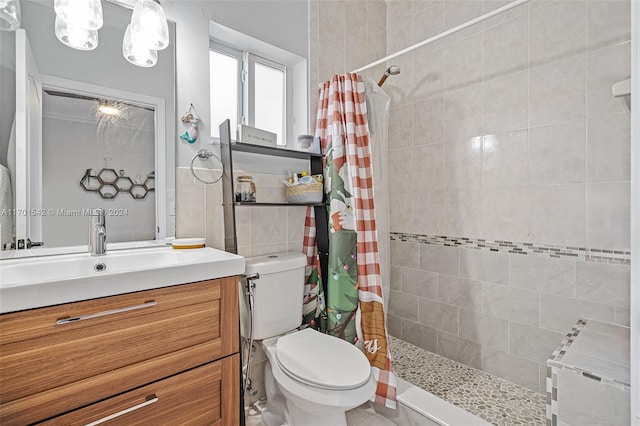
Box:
[275, 328, 371, 390]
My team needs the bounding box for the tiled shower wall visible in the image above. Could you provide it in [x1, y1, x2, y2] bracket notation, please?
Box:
[380, 0, 631, 394]
[309, 0, 388, 123]
[311, 0, 631, 395]
[175, 167, 305, 256]
[387, 236, 629, 393]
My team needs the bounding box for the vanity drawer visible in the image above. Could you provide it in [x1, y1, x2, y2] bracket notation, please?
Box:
[0, 277, 238, 409]
[38, 354, 240, 426]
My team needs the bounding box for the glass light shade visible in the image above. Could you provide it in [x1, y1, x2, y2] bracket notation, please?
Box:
[55, 16, 98, 50]
[130, 0, 168, 50]
[54, 0, 103, 30]
[122, 24, 157, 67]
[0, 0, 21, 32]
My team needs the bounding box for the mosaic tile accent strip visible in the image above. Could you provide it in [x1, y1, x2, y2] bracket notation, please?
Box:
[390, 233, 631, 265]
[389, 336, 546, 426]
[545, 319, 585, 426]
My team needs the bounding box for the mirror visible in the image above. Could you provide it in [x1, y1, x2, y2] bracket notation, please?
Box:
[0, 0, 176, 252]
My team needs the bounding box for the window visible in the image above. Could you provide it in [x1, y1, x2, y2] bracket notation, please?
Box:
[246, 54, 285, 146]
[210, 42, 287, 146]
[209, 44, 242, 140]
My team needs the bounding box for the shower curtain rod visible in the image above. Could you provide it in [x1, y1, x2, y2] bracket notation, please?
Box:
[353, 0, 530, 74]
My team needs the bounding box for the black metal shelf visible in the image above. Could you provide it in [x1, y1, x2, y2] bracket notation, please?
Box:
[220, 119, 328, 302]
[231, 141, 323, 160]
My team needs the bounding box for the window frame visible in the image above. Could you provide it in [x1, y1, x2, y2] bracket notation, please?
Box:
[209, 24, 308, 151]
[209, 41, 243, 139]
[243, 52, 287, 146]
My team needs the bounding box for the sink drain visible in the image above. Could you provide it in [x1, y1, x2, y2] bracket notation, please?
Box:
[94, 263, 107, 272]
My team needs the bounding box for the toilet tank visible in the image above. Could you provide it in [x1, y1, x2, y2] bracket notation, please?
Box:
[239, 252, 307, 340]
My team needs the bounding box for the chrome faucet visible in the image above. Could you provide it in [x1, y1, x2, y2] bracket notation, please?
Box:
[88, 208, 107, 256]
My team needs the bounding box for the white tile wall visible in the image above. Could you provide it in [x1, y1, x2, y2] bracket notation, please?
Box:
[482, 14, 529, 79]
[587, 113, 631, 182]
[529, 55, 587, 127]
[528, 120, 586, 185]
[175, 168, 305, 257]
[481, 130, 528, 187]
[529, 0, 586, 67]
[308, 0, 631, 398]
[482, 70, 528, 134]
[388, 239, 630, 393]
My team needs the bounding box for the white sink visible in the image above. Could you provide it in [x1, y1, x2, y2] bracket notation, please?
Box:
[0, 246, 245, 313]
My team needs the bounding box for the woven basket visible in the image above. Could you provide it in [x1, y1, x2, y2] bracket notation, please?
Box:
[284, 182, 324, 204]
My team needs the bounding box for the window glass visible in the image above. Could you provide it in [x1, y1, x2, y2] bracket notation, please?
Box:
[209, 49, 239, 138]
[254, 62, 285, 145]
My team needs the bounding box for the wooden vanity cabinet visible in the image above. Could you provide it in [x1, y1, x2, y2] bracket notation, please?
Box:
[0, 276, 240, 426]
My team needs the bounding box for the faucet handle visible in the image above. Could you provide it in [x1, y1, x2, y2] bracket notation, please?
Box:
[88, 208, 107, 256]
[89, 208, 106, 226]
[26, 239, 44, 248]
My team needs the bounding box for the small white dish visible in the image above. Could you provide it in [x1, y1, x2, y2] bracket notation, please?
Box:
[171, 238, 206, 249]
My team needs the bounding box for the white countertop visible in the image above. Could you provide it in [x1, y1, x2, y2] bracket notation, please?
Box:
[0, 246, 245, 314]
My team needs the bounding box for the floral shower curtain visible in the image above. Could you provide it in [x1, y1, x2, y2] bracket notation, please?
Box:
[302, 73, 397, 409]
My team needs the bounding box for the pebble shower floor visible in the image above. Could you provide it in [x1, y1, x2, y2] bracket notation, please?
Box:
[389, 336, 546, 425]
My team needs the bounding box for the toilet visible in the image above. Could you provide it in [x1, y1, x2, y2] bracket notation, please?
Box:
[240, 252, 376, 426]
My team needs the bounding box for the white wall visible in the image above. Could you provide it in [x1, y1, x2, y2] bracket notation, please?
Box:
[207, 1, 308, 59]
[41, 108, 155, 247]
[630, 1, 639, 424]
[0, 30, 16, 167]
[165, 0, 309, 257]
[163, 0, 308, 167]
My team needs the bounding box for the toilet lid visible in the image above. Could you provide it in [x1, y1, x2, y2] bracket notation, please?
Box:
[275, 328, 371, 390]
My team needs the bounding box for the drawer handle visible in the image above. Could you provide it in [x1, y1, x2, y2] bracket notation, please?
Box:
[84, 394, 158, 426]
[56, 301, 157, 325]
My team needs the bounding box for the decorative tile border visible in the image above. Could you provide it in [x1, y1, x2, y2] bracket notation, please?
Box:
[546, 319, 586, 426]
[390, 232, 631, 265]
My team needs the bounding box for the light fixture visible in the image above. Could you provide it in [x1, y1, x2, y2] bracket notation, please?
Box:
[0, 0, 21, 31]
[54, 0, 102, 50]
[47, 0, 169, 68]
[55, 16, 98, 50]
[54, 0, 103, 30]
[122, 0, 169, 67]
[129, 0, 168, 50]
[98, 101, 120, 116]
[122, 23, 158, 67]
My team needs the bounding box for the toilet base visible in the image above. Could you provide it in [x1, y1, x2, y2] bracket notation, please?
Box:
[260, 358, 350, 426]
[262, 361, 347, 426]
[258, 333, 376, 426]
[285, 400, 347, 426]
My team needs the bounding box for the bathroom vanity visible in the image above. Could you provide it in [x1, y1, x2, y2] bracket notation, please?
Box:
[0, 246, 244, 425]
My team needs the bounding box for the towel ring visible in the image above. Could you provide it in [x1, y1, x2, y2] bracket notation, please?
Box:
[190, 149, 224, 184]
